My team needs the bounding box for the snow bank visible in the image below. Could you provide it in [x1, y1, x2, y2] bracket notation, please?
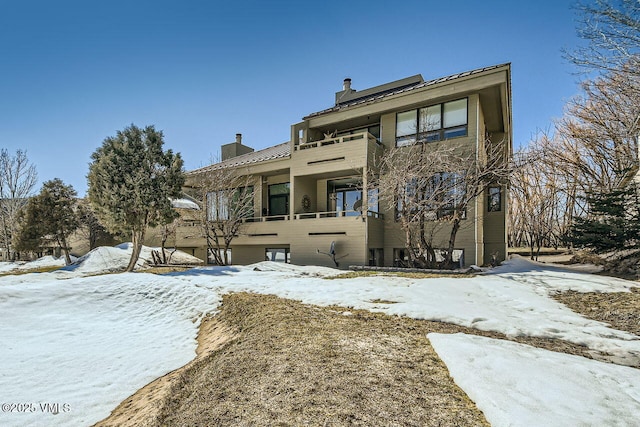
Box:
[0, 273, 219, 427]
[0, 261, 22, 273]
[489, 255, 637, 293]
[429, 333, 640, 427]
[0, 256, 70, 274]
[248, 261, 341, 276]
[17, 255, 70, 270]
[63, 245, 146, 274]
[62, 244, 202, 275]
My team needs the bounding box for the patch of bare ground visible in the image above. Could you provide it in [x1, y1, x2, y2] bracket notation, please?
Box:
[554, 288, 640, 336]
[98, 292, 594, 427]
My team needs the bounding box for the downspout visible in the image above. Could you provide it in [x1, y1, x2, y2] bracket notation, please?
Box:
[475, 97, 480, 266]
[363, 137, 369, 267]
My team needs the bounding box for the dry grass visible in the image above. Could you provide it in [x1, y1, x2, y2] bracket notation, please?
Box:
[140, 292, 599, 427]
[554, 288, 640, 336]
[139, 266, 195, 275]
[156, 293, 488, 426]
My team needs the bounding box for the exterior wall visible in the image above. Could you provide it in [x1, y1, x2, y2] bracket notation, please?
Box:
[219, 217, 369, 267]
[378, 94, 483, 267]
[232, 245, 269, 265]
[293, 176, 317, 213]
[482, 127, 509, 264]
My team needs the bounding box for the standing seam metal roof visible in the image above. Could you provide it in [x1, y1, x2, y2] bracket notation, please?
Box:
[188, 142, 291, 174]
[304, 63, 510, 119]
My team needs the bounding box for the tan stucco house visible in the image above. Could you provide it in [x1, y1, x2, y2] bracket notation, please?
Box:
[170, 63, 512, 268]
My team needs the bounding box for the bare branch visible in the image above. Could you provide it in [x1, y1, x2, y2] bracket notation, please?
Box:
[186, 164, 255, 265]
[0, 149, 37, 259]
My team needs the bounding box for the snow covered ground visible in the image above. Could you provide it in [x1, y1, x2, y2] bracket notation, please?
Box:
[0, 255, 67, 274]
[429, 333, 640, 427]
[0, 248, 639, 426]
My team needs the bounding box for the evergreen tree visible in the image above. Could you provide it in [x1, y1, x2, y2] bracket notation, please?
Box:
[76, 200, 113, 250]
[87, 124, 184, 271]
[569, 182, 640, 253]
[16, 178, 79, 264]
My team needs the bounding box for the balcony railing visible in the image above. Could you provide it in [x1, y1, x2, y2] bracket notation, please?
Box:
[187, 210, 384, 226]
[295, 131, 380, 151]
[294, 210, 384, 220]
[241, 215, 290, 223]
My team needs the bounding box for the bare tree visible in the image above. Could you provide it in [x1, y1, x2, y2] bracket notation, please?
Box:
[509, 67, 640, 256]
[554, 68, 640, 192]
[509, 1, 640, 258]
[375, 136, 510, 269]
[0, 149, 37, 260]
[186, 165, 255, 265]
[565, 0, 640, 77]
[149, 216, 182, 265]
[510, 143, 567, 260]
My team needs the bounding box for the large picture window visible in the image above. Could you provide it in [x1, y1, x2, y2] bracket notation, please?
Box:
[396, 98, 468, 146]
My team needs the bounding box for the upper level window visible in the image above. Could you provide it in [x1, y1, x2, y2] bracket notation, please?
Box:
[396, 98, 468, 147]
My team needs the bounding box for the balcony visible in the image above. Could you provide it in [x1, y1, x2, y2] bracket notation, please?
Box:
[294, 131, 380, 151]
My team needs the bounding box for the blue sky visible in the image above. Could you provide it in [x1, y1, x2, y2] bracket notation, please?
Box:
[0, 0, 585, 195]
